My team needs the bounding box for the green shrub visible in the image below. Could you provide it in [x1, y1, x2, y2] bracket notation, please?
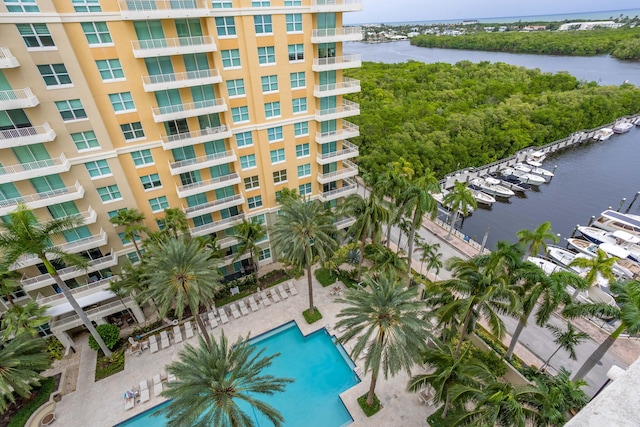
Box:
[475, 326, 528, 374]
[88, 323, 120, 352]
[470, 348, 508, 378]
[426, 406, 459, 427]
[46, 336, 64, 361]
[95, 348, 125, 381]
[315, 267, 337, 287]
[7, 377, 55, 427]
[357, 393, 381, 417]
[303, 307, 323, 324]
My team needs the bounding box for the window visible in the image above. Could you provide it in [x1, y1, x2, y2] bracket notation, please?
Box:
[97, 185, 122, 202]
[120, 122, 145, 141]
[37, 64, 72, 87]
[81, 22, 113, 46]
[221, 49, 241, 68]
[131, 149, 154, 166]
[72, 0, 101, 12]
[290, 71, 305, 89]
[231, 106, 249, 124]
[212, 0, 232, 7]
[240, 154, 256, 169]
[294, 122, 308, 136]
[296, 143, 309, 158]
[16, 24, 54, 48]
[215, 17, 236, 37]
[284, 0, 301, 5]
[299, 182, 312, 195]
[244, 176, 260, 190]
[257, 46, 276, 65]
[286, 14, 302, 32]
[292, 97, 307, 114]
[149, 196, 169, 212]
[254, 15, 272, 34]
[236, 131, 253, 147]
[109, 92, 135, 113]
[95, 59, 124, 81]
[297, 163, 311, 178]
[140, 173, 162, 190]
[107, 208, 126, 219]
[270, 148, 285, 164]
[248, 195, 263, 209]
[273, 169, 287, 184]
[226, 79, 245, 97]
[55, 99, 87, 121]
[259, 248, 271, 261]
[71, 131, 100, 151]
[85, 160, 111, 178]
[267, 126, 283, 142]
[261, 75, 278, 93]
[251, 0, 269, 6]
[288, 44, 304, 61]
[264, 101, 280, 119]
[4, 0, 38, 12]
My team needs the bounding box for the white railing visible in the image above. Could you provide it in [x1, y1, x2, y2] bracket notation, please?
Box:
[0, 88, 38, 107]
[0, 181, 83, 210]
[142, 68, 220, 89]
[0, 123, 55, 142]
[318, 160, 358, 181]
[169, 150, 235, 170]
[119, 0, 207, 12]
[36, 276, 117, 306]
[58, 228, 108, 253]
[316, 120, 359, 143]
[317, 141, 358, 161]
[188, 213, 245, 235]
[152, 98, 226, 120]
[334, 217, 356, 229]
[310, 0, 363, 10]
[0, 154, 68, 177]
[316, 99, 360, 119]
[176, 172, 239, 194]
[313, 54, 361, 69]
[0, 47, 19, 68]
[161, 125, 229, 146]
[320, 178, 357, 200]
[50, 297, 133, 330]
[314, 77, 360, 94]
[184, 195, 243, 216]
[311, 27, 363, 41]
[21, 251, 118, 289]
[132, 36, 216, 55]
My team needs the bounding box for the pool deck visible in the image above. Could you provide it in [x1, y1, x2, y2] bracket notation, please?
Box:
[49, 271, 434, 427]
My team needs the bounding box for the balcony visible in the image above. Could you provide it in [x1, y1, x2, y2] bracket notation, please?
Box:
[188, 213, 245, 236]
[311, 27, 363, 43]
[334, 217, 356, 229]
[310, 0, 363, 12]
[217, 236, 239, 249]
[0, 123, 56, 148]
[317, 140, 358, 165]
[37, 276, 117, 308]
[0, 154, 70, 185]
[0, 47, 19, 68]
[119, 0, 209, 20]
[315, 99, 360, 121]
[312, 54, 361, 72]
[184, 194, 244, 219]
[314, 77, 360, 98]
[316, 120, 360, 144]
[132, 36, 216, 58]
[142, 68, 222, 92]
[169, 150, 236, 175]
[0, 181, 84, 216]
[176, 173, 241, 198]
[0, 88, 39, 111]
[319, 178, 358, 201]
[160, 125, 232, 150]
[317, 160, 358, 184]
[221, 251, 250, 266]
[21, 250, 119, 292]
[152, 98, 227, 122]
[49, 297, 136, 333]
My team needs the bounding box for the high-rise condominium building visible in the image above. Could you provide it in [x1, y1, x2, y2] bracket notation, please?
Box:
[0, 0, 362, 349]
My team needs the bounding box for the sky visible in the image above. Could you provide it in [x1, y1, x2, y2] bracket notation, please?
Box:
[343, 0, 640, 24]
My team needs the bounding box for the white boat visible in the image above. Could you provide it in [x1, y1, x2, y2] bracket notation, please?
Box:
[513, 162, 554, 178]
[593, 127, 614, 141]
[567, 238, 631, 260]
[469, 177, 514, 198]
[612, 122, 634, 134]
[526, 150, 546, 166]
[432, 190, 474, 215]
[547, 245, 579, 269]
[592, 210, 640, 236]
[616, 258, 640, 279]
[527, 256, 569, 275]
[470, 189, 496, 206]
[501, 167, 546, 185]
[578, 227, 640, 261]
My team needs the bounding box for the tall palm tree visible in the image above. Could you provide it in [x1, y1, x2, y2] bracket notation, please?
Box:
[516, 222, 559, 259]
[368, 245, 407, 276]
[233, 220, 267, 287]
[537, 322, 589, 373]
[563, 279, 640, 380]
[1, 300, 49, 339]
[336, 271, 432, 406]
[141, 237, 223, 348]
[109, 208, 148, 260]
[158, 207, 188, 239]
[0, 332, 51, 413]
[568, 248, 618, 287]
[270, 197, 338, 315]
[158, 332, 293, 427]
[371, 170, 407, 249]
[0, 268, 22, 307]
[416, 241, 442, 280]
[443, 181, 477, 241]
[0, 204, 112, 357]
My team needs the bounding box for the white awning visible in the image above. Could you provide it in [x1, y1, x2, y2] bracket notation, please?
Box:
[44, 290, 116, 317]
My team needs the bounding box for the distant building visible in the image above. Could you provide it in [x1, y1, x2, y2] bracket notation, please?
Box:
[522, 25, 547, 31]
[558, 21, 623, 31]
[407, 32, 421, 38]
[462, 20, 479, 25]
[484, 27, 495, 32]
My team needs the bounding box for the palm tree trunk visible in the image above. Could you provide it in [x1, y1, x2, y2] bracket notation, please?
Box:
[357, 236, 365, 281]
[194, 308, 212, 349]
[386, 222, 393, 249]
[454, 309, 474, 359]
[573, 324, 625, 381]
[131, 234, 143, 261]
[505, 313, 530, 360]
[252, 250, 262, 290]
[537, 346, 562, 373]
[441, 393, 452, 419]
[366, 371, 378, 406]
[406, 212, 419, 276]
[306, 261, 314, 315]
[446, 211, 458, 240]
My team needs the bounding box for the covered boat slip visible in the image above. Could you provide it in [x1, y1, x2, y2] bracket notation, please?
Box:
[595, 210, 640, 234]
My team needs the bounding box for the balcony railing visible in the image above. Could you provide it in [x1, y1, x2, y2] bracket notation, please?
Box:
[0, 88, 39, 110]
[50, 297, 134, 332]
[314, 77, 360, 97]
[319, 178, 358, 202]
[160, 125, 232, 150]
[184, 194, 244, 219]
[142, 68, 221, 92]
[0, 47, 19, 68]
[312, 54, 362, 72]
[119, 0, 209, 19]
[0, 181, 84, 216]
[0, 154, 70, 185]
[189, 213, 246, 236]
[311, 27, 363, 43]
[310, 0, 363, 11]
[169, 150, 236, 175]
[0, 123, 56, 148]
[317, 160, 358, 184]
[36, 276, 117, 307]
[315, 99, 360, 121]
[217, 236, 239, 249]
[317, 140, 359, 165]
[152, 98, 227, 122]
[176, 173, 240, 198]
[316, 120, 360, 144]
[334, 217, 356, 229]
[132, 36, 216, 58]
[221, 251, 250, 266]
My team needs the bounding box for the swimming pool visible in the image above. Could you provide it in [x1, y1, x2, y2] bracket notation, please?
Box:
[115, 321, 359, 427]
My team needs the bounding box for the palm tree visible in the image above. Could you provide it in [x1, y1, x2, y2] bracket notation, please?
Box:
[537, 322, 589, 373]
[158, 332, 293, 427]
[1, 300, 49, 339]
[270, 197, 338, 315]
[0, 268, 22, 307]
[0, 204, 112, 357]
[516, 222, 559, 259]
[416, 242, 442, 280]
[141, 237, 223, 348]
[109, 208, 148, 260]
[371, 170, 407, 249]
[535, 367, 589, 425]
[0, 332, 51, 413]
[108, 279, 136, 321]
[233, 220, 267, 287]
[158, 207, 188, 239]
[563, 279, 640, 380]
[443, 181, 477, 241]
[568, 248, 618, 288]
[336, 271, 432, 406]
[368, 245, 407, 276]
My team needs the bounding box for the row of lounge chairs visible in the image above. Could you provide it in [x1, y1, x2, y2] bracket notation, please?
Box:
[125, 372, 177, 410]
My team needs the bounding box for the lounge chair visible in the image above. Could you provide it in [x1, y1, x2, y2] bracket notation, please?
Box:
[153, 375, 163, 396]
[160, 331, 170, 349]
[270, 289, 281, 303]
[173, 325, 183, 344]
[248, 296, 260, 311]
[218, 308, 229, 324]
[277, 284, 289, 300]
[259, 291, 271, 307]
[286, 281, 298, 296]
[149, 335, 159, 353]
[418, 389, 434, 406]
[184, 321, 194, 339]
[354, 367, 364, 379]
[139, 380, 149, 403]
[229, 304, 241, 319]
[124, 395, 135, 410]
[208, 311, 218, 329]
[167, 373, 177, 383]
[237, 301, 249, 316]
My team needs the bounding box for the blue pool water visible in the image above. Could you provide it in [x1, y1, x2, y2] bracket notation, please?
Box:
[115, 322, 359, 427]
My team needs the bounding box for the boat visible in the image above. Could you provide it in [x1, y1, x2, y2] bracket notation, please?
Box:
[432, 190, 474, 215]
[578, 227, 640, 261]
[513, 162, 554, 178]
[593, 127, 614, 141]
[527, 256, 569, 275]
[526, 150, 546, 166]
[470, 189, 496, 206]
[567, 238, 631, 260]
[547, 245, 579, 269]
[592, 210, 640, 236]
[469, 177, 514, 198]
[616, 259, 640, 279]
[489, 174, 529, 193]
[612, 122, 634, 134]
[500, 167, 546, 185]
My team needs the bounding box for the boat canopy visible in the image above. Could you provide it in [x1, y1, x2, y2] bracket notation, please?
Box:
[600, 210, 640, 230]
[612, 230, 640, 244]
[600, 242, 630, 259]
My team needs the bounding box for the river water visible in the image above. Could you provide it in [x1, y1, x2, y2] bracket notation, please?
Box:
[348, 41, 640, 249]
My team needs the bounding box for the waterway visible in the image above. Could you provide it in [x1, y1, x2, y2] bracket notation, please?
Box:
[348, 41, 640, 250]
